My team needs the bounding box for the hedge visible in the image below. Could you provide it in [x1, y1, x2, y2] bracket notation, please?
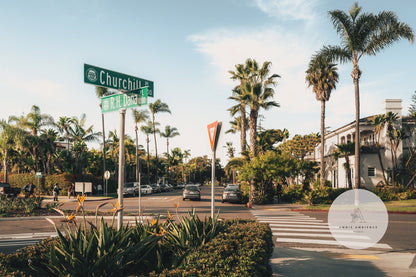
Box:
[0, 220, 273, 277]
[153, 220, 273, 277]
[5, 173, 118, 195]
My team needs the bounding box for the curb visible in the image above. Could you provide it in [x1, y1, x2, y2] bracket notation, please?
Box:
[292, 208, 416, 214]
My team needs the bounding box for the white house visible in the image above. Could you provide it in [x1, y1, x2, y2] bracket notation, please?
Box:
[310, 99, 416, 189]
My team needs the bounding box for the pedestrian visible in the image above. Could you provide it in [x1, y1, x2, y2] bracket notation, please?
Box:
[97, 184, 103, 195]
[23, 184, 30, 198]
[71, 183, 75, 198]
[53, 183, 60, 201]
[67, 184, 72, 199]
[28, 183, 35, 197]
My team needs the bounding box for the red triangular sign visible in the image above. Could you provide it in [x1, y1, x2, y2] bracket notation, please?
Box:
[207, 121, 218, 151]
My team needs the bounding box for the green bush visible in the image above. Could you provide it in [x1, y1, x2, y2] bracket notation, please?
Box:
[281, 185, 304, 203]
[0, 196, 43, 215]
[154, 220, 273, 277]
[372, 186, 416, 201]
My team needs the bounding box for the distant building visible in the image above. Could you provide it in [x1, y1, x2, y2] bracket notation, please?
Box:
[309, 99, 416, 189]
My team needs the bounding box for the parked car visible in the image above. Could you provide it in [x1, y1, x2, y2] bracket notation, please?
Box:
[150, 184, 161, 193]
[222, 187, 241, 203]
[123, 182, 137, 197]
[0, 182, 21, 197]
[159, 183, 173, 192]
[225, 184, 239, 190]
[183, 185, 201, 201]
[140, 185, 152, 195]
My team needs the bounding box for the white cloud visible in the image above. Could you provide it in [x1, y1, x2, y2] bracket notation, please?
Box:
[253, 0, 318, 22]
[188, 26, 320, 114]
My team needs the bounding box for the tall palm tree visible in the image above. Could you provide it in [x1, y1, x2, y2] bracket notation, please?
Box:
[160, 125, 180, 155]
[242, 59, 280, 157]
[132, 109, 150, 182]
[148, 99, 171, 178]
[306, 56, 339, 188]
[228, 87, 248, 153]
[317, 2, 414, 188]
[56, 116, 75, 155]
[141, 121, 154, 185]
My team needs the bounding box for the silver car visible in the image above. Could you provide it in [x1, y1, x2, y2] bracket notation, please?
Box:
[140, 185, 152, 195]
[123, 182, 137, 197]
[183, 185, 201, 201]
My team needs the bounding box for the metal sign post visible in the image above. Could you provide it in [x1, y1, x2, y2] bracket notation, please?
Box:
[117, 108, 126, 230]
[207, 121, 222, 219]
[84, 65, 153, 230]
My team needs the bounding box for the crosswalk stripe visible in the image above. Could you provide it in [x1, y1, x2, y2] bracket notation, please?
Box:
[267, 223, 329, 228]
[273, 232, 371, 240]
[270, 227, 353, 233]
[275, 237, 392, 249]
[258, 218, 323, 222]
[259, 220, 326, 225]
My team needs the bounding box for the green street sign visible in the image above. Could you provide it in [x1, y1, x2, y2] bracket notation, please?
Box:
[101, 87, 148, 113]
[84, 64, 154, 97]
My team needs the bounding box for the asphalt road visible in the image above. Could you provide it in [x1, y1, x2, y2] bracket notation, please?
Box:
[0, 186, 416, 260]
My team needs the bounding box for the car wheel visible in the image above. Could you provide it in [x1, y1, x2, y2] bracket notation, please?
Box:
[221, 199, 224, 203]
[183, 198, 185, 201]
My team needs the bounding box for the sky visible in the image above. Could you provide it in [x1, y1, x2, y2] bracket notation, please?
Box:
[1, 0, 415, 166]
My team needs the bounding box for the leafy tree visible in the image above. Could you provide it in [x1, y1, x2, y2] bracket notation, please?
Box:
[317, 2, 414, 188]
[306, 56, 339, 188]
[278, 134, 320, 161]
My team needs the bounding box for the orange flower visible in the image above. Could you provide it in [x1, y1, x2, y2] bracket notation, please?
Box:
[110, 200, 123, 215]
[151, 219, 158, 226]
[77, 194, 86, 205]
[156, 226, 166, 236]
[167, 211, 173, 220]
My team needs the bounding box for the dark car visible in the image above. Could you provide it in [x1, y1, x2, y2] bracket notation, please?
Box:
[222, 187, 241, 203]
[0, 182, 21, 197]
[183, 185, 201, 201]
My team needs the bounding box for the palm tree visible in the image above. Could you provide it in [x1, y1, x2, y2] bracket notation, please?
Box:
[317, 2, 414, 188]
[282, 128, 290, 143]
[39, 128, 59, 174]
[56, 116, 74, 155]
[160, 125, 180, 155]
[141, 121, 154, 185]
[132, 109, 150, 182]
[148, 99, 171, 177]
[333, 142, 355, 189]
[0, 120, 24, 182]
[306, 56, 339, 188]
[371, 114, 388, 185]
[70, 114, 101, 174]
[9, 105, 54, 171]
[242, 59, 280, 156]
[228, 87, 248, 153]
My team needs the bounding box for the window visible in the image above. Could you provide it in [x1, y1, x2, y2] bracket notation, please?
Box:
[368, 167, 375, 177]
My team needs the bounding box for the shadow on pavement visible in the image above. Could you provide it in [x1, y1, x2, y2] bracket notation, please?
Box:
[271, 247, 388, 277]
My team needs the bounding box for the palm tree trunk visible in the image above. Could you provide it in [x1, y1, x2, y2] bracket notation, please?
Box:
[320, 100, 326, 188]
[152, 115, 158, 182]
[249, 109, 258, 156]
[352, 62, 361, 189]
[240, 104, 247, 153]
[3, 151, 8, 183]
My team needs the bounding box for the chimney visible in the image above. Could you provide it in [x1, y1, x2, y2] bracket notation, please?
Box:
[383, 99, 402, 118]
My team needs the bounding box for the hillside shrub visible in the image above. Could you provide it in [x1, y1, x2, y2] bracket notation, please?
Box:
[372, 185, 416, 201]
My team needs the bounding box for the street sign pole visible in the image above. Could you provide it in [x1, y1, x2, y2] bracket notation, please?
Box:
[211, 150, 216, 219]
[207, 121, 222, 220]
[117, 108, 126, 230]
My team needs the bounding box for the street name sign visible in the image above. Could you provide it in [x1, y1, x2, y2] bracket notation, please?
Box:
[101, 87, 148, 113]
[84, 64, 154, 97]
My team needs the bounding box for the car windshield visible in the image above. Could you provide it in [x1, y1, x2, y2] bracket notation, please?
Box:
[124, 183, 134, 188]
[185, 186, 198, 191]
[225, 188, 238, 192]
[140, 185, 148, 188]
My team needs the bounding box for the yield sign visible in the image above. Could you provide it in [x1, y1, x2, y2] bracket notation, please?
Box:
[207, 121, 222, 152]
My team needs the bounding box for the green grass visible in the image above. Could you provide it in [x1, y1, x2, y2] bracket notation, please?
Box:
[302, 199, 416, 213]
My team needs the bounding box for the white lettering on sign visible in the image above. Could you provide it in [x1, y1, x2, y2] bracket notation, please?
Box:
[100, 70, 105, 85]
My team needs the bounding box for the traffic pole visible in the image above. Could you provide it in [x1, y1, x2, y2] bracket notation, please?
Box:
[117, 108, 126, 230]
[211, 150, 216, 219]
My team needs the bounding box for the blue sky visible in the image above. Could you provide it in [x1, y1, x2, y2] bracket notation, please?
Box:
[1, 0, 415, 165]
